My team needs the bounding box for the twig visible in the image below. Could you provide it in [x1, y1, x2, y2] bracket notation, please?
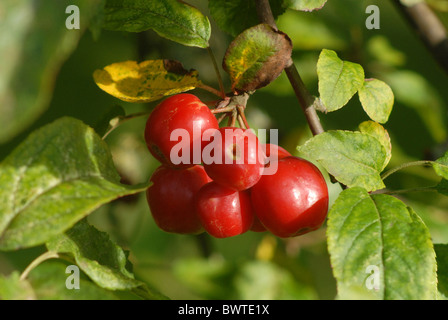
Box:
[255, 0, 324, 136]
[392, 0, 448, 74]
[197, 83, 226, 99]
[207, 47, 226, 98]
[237, 105, 250, 129]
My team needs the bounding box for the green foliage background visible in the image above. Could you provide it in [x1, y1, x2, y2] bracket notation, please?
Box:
[1, 0, 448, 300]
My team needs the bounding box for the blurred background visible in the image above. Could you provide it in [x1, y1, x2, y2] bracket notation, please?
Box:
[1, 0, 448, 299]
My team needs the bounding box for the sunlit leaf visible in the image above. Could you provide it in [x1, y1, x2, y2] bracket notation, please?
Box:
[103, 0, 211, 48]
[298, 131, 386, 191]
[327, 187, 437, 300]
[28, 261, 120, 300]
[93, 60, 201, 103]
[0, 117, 148, 251]
[434, 151, 448, 179]
[358, 79, 394, 124]
[358, 121, 392, 170]
[46, 220, 167, 299]
[284, 0, 328, 11]
[317, 49, 365, 112]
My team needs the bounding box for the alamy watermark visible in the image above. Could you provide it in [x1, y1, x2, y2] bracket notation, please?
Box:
[65, 5, 80, 30]
[366, 5, 380, 30]
[169, 123, 280, 175]
[365, 265, 380, 291]
[65, 265, 80, 290]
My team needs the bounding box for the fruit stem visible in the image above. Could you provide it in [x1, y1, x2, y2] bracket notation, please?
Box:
[197, 83, 226, 99]
[237, 105, 250, 129]
[211, 105, 235, 114]
[228, 111, 237, 127]
[237, 114, 247, 129]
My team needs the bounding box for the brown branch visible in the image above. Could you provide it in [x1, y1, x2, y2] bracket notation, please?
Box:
[255, 0, 324, 136]
[392, 0, 448, 74]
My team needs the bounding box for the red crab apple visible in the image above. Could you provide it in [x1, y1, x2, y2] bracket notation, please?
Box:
[144, 93, 219, 168]
[202, 127, 265, 191]
[146, 164, 211, 234]
[250, 156, 329, 238]
[195, 182, 254, 238]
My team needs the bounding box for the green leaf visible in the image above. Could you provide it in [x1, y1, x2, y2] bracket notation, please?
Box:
[93, 60, 202, 103]
[298, 131, 386, 192]
[0, 272, 36, 300]
[223, 24, 292, 92]
[435, 244, 448, 297]
[103, 0, 211, 48]
[327, 187, 437, 300]
[358, 79, 394, 124]
[436, 179, 448, 197]
[0, 117, 148, 251]
[46, 220, 167, 299]
[358, 121, 392, 171]
[317, 49, 365, 112]
[434, 151, 448, 179]
[284, 0, 328, 11]
[208, 0, 285, 37]
[28, 261, 120, 300]
[0, 0, 104, 143]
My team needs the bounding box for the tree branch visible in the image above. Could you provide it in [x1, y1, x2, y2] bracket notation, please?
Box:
[392, 0, 448, 74]
[255, 0, 324, 136]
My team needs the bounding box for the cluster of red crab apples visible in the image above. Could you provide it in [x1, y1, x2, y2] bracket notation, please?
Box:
[144, 93, 329, 238]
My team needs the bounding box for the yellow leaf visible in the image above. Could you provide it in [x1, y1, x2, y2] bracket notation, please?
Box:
[93, 60, 202, 103]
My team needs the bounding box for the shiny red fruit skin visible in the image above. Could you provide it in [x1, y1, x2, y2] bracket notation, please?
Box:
[195, 182, 254, 238]
[203, 127, 265, 191]
[146, 165, 211, 234]
[145, 93, 219, 168]
[250, 156, 329, 238]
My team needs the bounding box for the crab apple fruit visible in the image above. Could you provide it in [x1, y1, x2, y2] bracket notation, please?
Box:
[144, 93, 219, 168]
[146, 165, 211, 234]
[202, 127, 265, 191]
[250, 156, 329, 238]
[195, 182, 254, 238]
